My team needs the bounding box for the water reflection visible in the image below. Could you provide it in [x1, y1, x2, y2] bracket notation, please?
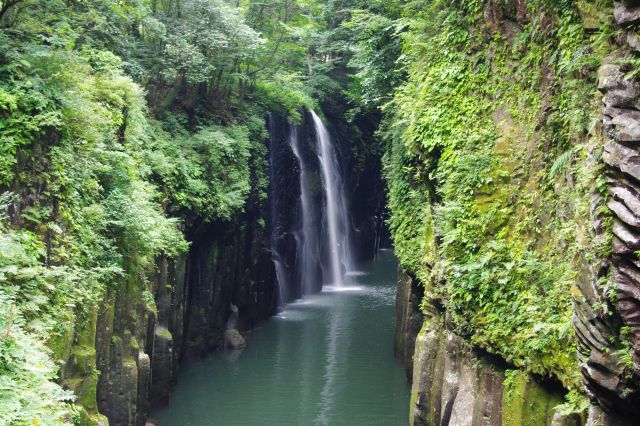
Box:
[151, 250, 409, 425]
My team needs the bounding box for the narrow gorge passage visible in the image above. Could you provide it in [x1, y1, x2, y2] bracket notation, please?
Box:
[9, 2, 640, 425]
[150, 250, 409, 425]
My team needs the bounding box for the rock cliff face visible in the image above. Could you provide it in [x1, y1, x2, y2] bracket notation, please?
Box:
[71, 210, 279, 425]
[394, 2, 640, 425]
[395, 268, 424, 381]
[396, 272, 580, 426]
[410, 329, 573, 426]
[575, 2, 640, 420]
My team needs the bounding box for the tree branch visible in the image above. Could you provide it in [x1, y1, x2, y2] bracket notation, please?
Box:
[248, 0, 290, 77]
[0, 0, 23, 23]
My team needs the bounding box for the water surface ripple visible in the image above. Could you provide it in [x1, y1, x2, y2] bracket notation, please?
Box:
[151, 250, 409, 425]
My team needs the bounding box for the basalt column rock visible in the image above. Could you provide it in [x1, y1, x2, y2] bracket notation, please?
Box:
[268, 114, 304, 301]
[394, 268, 424, 380]
[581, 6, 640, 420]
[408, 322, 571, 426]
[94, 254, 187, 426]
[181, 217, 279, 357]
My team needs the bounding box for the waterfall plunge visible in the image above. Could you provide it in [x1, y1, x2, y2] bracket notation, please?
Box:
[270, 111, 355, 305]
[310, 110, 354, 287]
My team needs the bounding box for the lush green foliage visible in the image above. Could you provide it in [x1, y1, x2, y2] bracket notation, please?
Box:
[0, 0, 616, 421]
[376, 0, 610, 388]
[0, 0, 328, 421]
[146, 123, 254, 221]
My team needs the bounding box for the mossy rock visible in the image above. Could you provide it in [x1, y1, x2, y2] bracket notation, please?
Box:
[76, 406, 108, 426]
[502, 370, 564, 426]
[68, 345, 97, 376]
[47, 320, 74, 364]
[65, 369, 99, 412]
[156, 326, 173, 341]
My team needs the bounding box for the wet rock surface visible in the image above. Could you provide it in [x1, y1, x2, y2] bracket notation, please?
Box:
[223, 329, 246, 349]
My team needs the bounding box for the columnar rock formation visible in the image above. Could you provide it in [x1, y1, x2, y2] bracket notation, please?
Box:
[577, 2, 640, 421]
[396, 270, 579, 426]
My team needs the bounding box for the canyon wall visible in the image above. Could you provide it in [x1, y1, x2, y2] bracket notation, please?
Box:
[54, 111, 385, 425]
[392, 2, 640, 425]
[56, 200, 279, 425]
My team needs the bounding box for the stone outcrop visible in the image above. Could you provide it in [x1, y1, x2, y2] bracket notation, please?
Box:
[409, 323, 573, 426]
[573, 4, 640, 421]
[85, 211, 279, 425]
[396, 271, 577, 426]
[396, 3, 640, 426]
[55, 145, 280, 425]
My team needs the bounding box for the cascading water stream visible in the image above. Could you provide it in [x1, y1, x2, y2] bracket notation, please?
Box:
[269, 111, 355, 302]
[310, 110, 355, 287]
[288, 126, 319, 295]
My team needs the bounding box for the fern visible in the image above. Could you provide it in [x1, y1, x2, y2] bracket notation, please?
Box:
[548, 151, 572, 180]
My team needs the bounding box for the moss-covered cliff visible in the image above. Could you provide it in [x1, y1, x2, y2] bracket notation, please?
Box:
[387, 0, 640, 424]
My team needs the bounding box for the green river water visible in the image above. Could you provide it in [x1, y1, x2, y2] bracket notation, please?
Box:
[151, 249, 410, 425]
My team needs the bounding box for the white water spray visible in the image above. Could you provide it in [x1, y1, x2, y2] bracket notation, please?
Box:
[310, 110, 354, 287]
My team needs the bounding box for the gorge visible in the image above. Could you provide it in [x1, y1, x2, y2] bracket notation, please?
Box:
[3, 1, 640, 426]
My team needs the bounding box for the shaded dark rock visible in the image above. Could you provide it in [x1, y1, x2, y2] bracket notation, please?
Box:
[590, 54, 640, 421]
[394, 268, 424, 381]
[616, 263, 640, 363]
[136, 352, 151, 426]
[604, 87, 640, 110]
[150, 327, 173, 408]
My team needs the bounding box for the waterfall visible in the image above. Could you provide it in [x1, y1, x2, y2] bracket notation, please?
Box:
[310, 110, 354, 287]
[288, 126, 320, 295]
[268, 111, 355, 303]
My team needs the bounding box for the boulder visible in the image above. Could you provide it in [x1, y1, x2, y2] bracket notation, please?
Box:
[611, 110, 640, 142]
[224, 329, 246, 349]
[614, 2, 640, 25]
